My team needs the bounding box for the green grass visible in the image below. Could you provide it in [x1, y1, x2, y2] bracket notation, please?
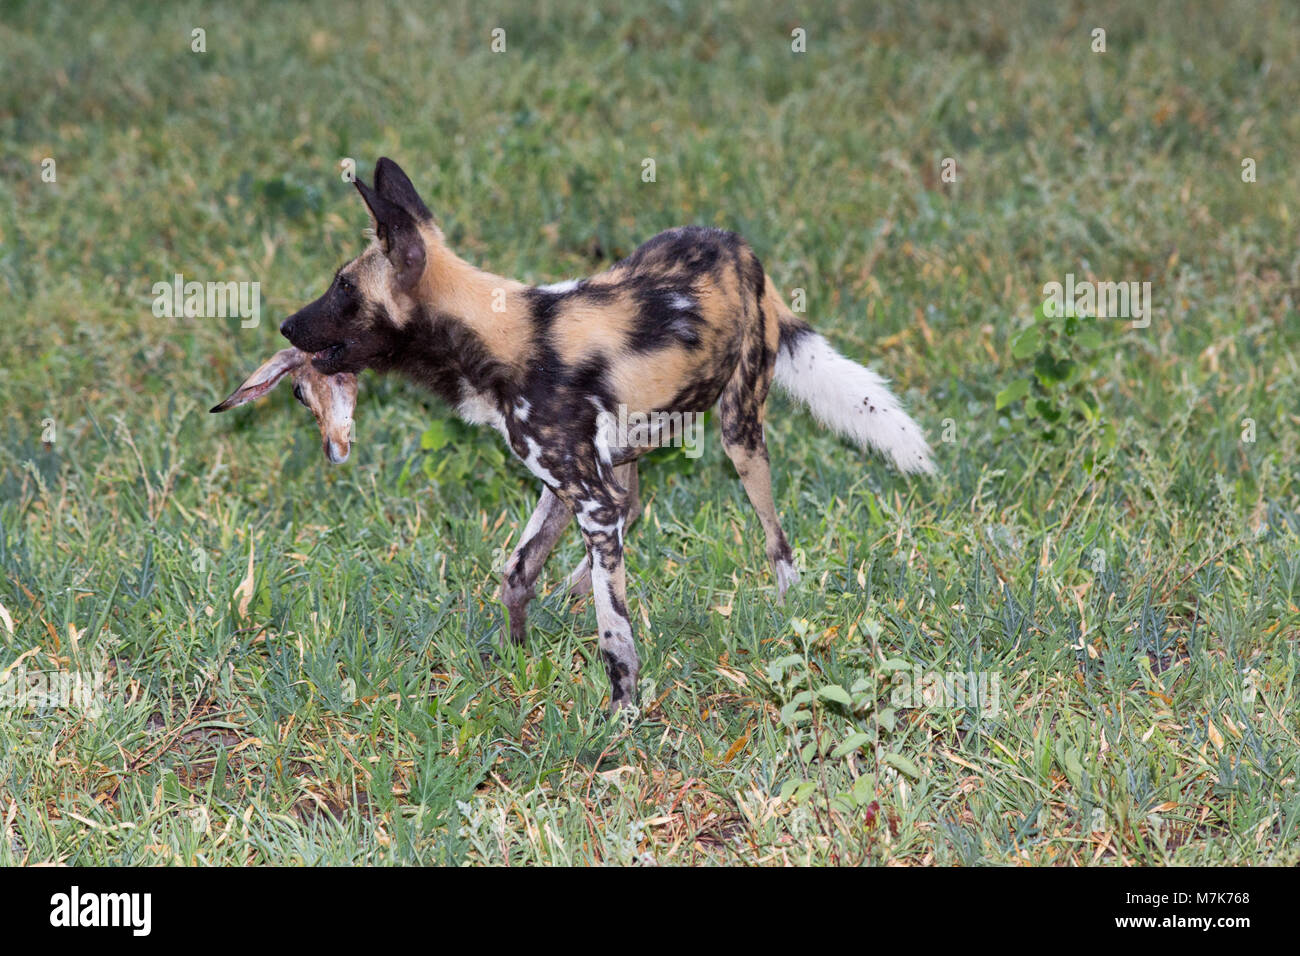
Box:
[2, 0, 1299, 865]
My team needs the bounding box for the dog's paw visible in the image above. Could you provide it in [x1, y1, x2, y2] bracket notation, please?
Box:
[775, 560, 800, 604]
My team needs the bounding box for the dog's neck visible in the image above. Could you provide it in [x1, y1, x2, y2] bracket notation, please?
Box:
[381, 235, 531, 414]
[419, 239, 531, 364]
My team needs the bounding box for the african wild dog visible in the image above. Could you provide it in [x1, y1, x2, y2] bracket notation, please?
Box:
[211, 348, 358, 464]
[278, 157, 935, 714]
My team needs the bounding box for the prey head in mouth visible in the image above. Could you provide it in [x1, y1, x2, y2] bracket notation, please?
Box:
[278, 157, 435, 376]
[309, 342, 349, 373]
[210, 348, 358, 464]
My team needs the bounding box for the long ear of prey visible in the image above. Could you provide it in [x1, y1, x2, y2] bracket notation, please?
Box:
[210, 348, 303, 412]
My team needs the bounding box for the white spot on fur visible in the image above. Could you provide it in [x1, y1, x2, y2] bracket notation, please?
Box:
[537, 279, 580, 294]
[522, 437, 559, 486]
[576, 500, 617, 535]
[514, 398, 531, 421]
[669, 315, 697, 339]
[774, 333, 936, 474]
[458, 388, 507, 438]
[668, 293, 694, 311]
[590, 397, 616, 465]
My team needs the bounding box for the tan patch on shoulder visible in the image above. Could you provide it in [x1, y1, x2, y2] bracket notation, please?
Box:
[407, 228, 533, 368]
[475, 295, 532, 368]
[549, 289, 637, 367]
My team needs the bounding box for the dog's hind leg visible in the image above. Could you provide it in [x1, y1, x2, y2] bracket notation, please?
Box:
[718, 357, 800, 602]
[563, 461, 639, 600]
[499, 485, 572, 645]
[722, 434, 799, 601]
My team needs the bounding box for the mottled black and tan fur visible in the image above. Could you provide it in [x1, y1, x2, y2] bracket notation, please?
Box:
[278, 157, 935, 713]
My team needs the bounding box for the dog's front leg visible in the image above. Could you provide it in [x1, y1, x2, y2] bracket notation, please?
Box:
[563, 461, 640, 600]
[568, 482, 640, 714]
[499, 485, 572, 646]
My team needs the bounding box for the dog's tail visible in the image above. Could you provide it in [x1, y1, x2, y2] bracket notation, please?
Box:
[766, 281, 936, 475]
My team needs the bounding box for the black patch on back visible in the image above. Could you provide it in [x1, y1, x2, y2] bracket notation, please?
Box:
[615, 226, 737, 275]
[608, 227, 748, 354]
[627, 285, 704, 351]
[524, 287, 567, 332]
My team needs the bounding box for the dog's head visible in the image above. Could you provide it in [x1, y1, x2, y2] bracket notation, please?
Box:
[279, 157, 435, 376]
[210, 348, 358, 464]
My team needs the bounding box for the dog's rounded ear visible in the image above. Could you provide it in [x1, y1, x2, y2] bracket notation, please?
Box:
[210, 348, 303, 412]
[355, 174, 426, 291]
[374, 157, 432, 221]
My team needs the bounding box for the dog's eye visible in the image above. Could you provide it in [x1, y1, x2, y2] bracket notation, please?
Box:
[336, 274, 354, 293]
[292, 384, 307, 406]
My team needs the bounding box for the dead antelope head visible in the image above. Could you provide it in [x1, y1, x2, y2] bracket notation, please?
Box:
[211, 348, 358, 463]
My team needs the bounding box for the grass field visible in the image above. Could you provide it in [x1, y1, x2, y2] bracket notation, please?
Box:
[2, 0, 1299, 865]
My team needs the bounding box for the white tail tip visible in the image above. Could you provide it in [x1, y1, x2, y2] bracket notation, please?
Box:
[774, 332, 936, 475]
